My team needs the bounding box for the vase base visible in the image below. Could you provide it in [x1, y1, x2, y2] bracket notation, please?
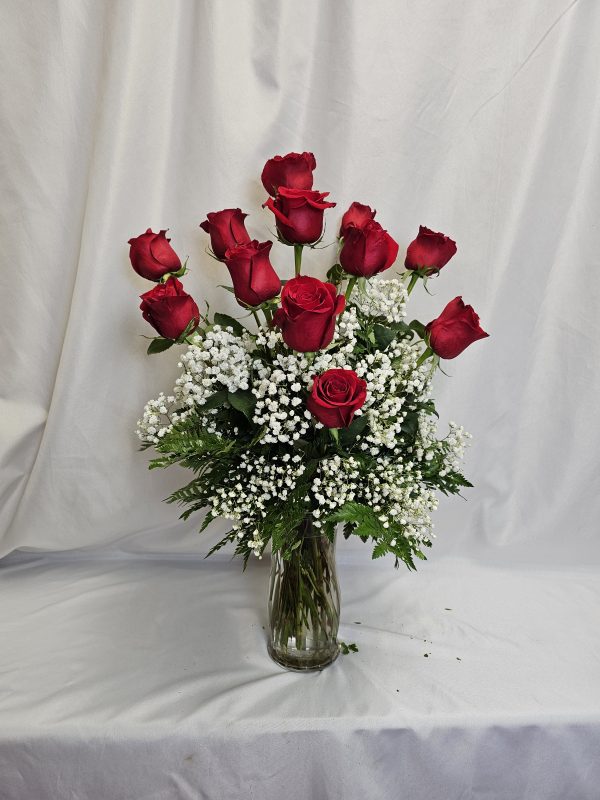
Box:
[267, 642, 340, 672]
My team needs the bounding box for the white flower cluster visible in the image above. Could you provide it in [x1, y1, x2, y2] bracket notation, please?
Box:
[252, 352, 312, 445]
[329, 304, 362, 351]
[136, 393, 192, 445]
[251, 309, 362, 443]
[314, 453, 438, 544]
[175, 327, 253, 407]
[415, 414, 439, 462]
[212, 452, 307, 555]
[311, 455, 361, 526]
[445, 422, 471, 462]
[353, 278, 407, 323]
[136, 326, 254, 444]
[415, 416, 472, 474]
[355, 339, 430, 453]
[360, 456, 438, 543]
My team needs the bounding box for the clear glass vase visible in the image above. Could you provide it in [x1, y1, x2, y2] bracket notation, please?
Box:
[268, 517, 340, 671]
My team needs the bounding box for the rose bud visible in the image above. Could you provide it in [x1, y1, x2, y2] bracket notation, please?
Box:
[261, 151, 316, 196]
[128, 228, 181, 282]
[273, 276, 345, 352]
[340, 202, 376, 238]
[306, 369, 367, 429]
[199, 208, 251, 260]
[263, 188, 336, 245]
[224, 240, 281, 307]
[339, 220, 399, 278]
[139, 277, 200, 340]
[405, 226, 457, 274]
[426, 296, 489, 359]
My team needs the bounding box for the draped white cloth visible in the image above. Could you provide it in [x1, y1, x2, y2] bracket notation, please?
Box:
[1, 553, 599, 800]
[1, 1, 599, 797]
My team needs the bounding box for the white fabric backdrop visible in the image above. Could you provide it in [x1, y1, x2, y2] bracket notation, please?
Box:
[1, 0, 599, 562]
[2, 3, 600, 799]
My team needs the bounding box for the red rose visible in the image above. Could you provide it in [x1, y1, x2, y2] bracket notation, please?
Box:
[405, 226, 457, 274]
[139, 277, 200, 340]
[199, 208, 251, 260]
[128, 228, 181, 282]
[339, 220, 399, 278]
[426, 296, 489, 359]
[306, 369, 367, 429]
[261, 151, 316, 196]
[224, 240, 281, 307]
[273, 276, 345, 352]
[263, 188, 336, 245]
[340, 202, 376, 237]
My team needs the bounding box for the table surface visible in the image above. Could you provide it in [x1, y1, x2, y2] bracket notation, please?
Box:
[1, 552, 599, 800]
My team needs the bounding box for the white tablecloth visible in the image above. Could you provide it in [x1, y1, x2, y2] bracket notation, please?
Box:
[1, 552, 598, 799]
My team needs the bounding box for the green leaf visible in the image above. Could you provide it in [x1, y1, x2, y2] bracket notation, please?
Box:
[218, 285, 236, 294]
[409, 319, 427, 339]
[227, 389, 256, 420]
[390, 321, 412, 337]
[342, 522, 354, 540]
[199, 513, 216, 533]
[169, 256, 189, 279]
[400, 412, 419, 438]
[205, 531, 236, 558]
[214, 313, 246, 337]
[326, 263, 344, 284]
[372, 540, 389, 559]
[415, 399, 439, 418]
[147, 337, 174, 355]
[200, 389, 228, 412]
[176, 318, 200, 343]
[154, 427, 234, 460]
[326, 501, 385, 540]
[339, 413, 369, 447]
[373, 324, 397, 350]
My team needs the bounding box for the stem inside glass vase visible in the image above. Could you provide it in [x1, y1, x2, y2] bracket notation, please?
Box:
[268, 517, 340, 671]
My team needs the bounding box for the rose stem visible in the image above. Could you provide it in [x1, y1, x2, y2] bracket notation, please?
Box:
[406, 273, 419, 295]
[251, 310, 261, 328]
[294, 245, 303, 277]
[416, 347, 433, 367]
[344, 276, 357, 302]
[262, 307, 273, 325]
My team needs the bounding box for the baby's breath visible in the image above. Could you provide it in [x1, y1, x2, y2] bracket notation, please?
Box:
[137, 277, 472, 565]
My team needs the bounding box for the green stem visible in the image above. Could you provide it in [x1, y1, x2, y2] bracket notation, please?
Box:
[294, 245, 303, 277]
[269, 520, 339, 663]
[416, 347, 433, 367]
[344, 276, 358, 302]
[406, 272, 419, 295]
[251, 310, 261, 328]
[263, 307, 273, 325]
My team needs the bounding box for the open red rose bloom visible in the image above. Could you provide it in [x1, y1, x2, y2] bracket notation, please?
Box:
[307, 369, 367, 429]
[273, 276, 345, 352]
[263, 187, 336, 245]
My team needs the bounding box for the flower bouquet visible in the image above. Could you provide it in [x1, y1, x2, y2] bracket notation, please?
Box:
[128, 151, 488, 671]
